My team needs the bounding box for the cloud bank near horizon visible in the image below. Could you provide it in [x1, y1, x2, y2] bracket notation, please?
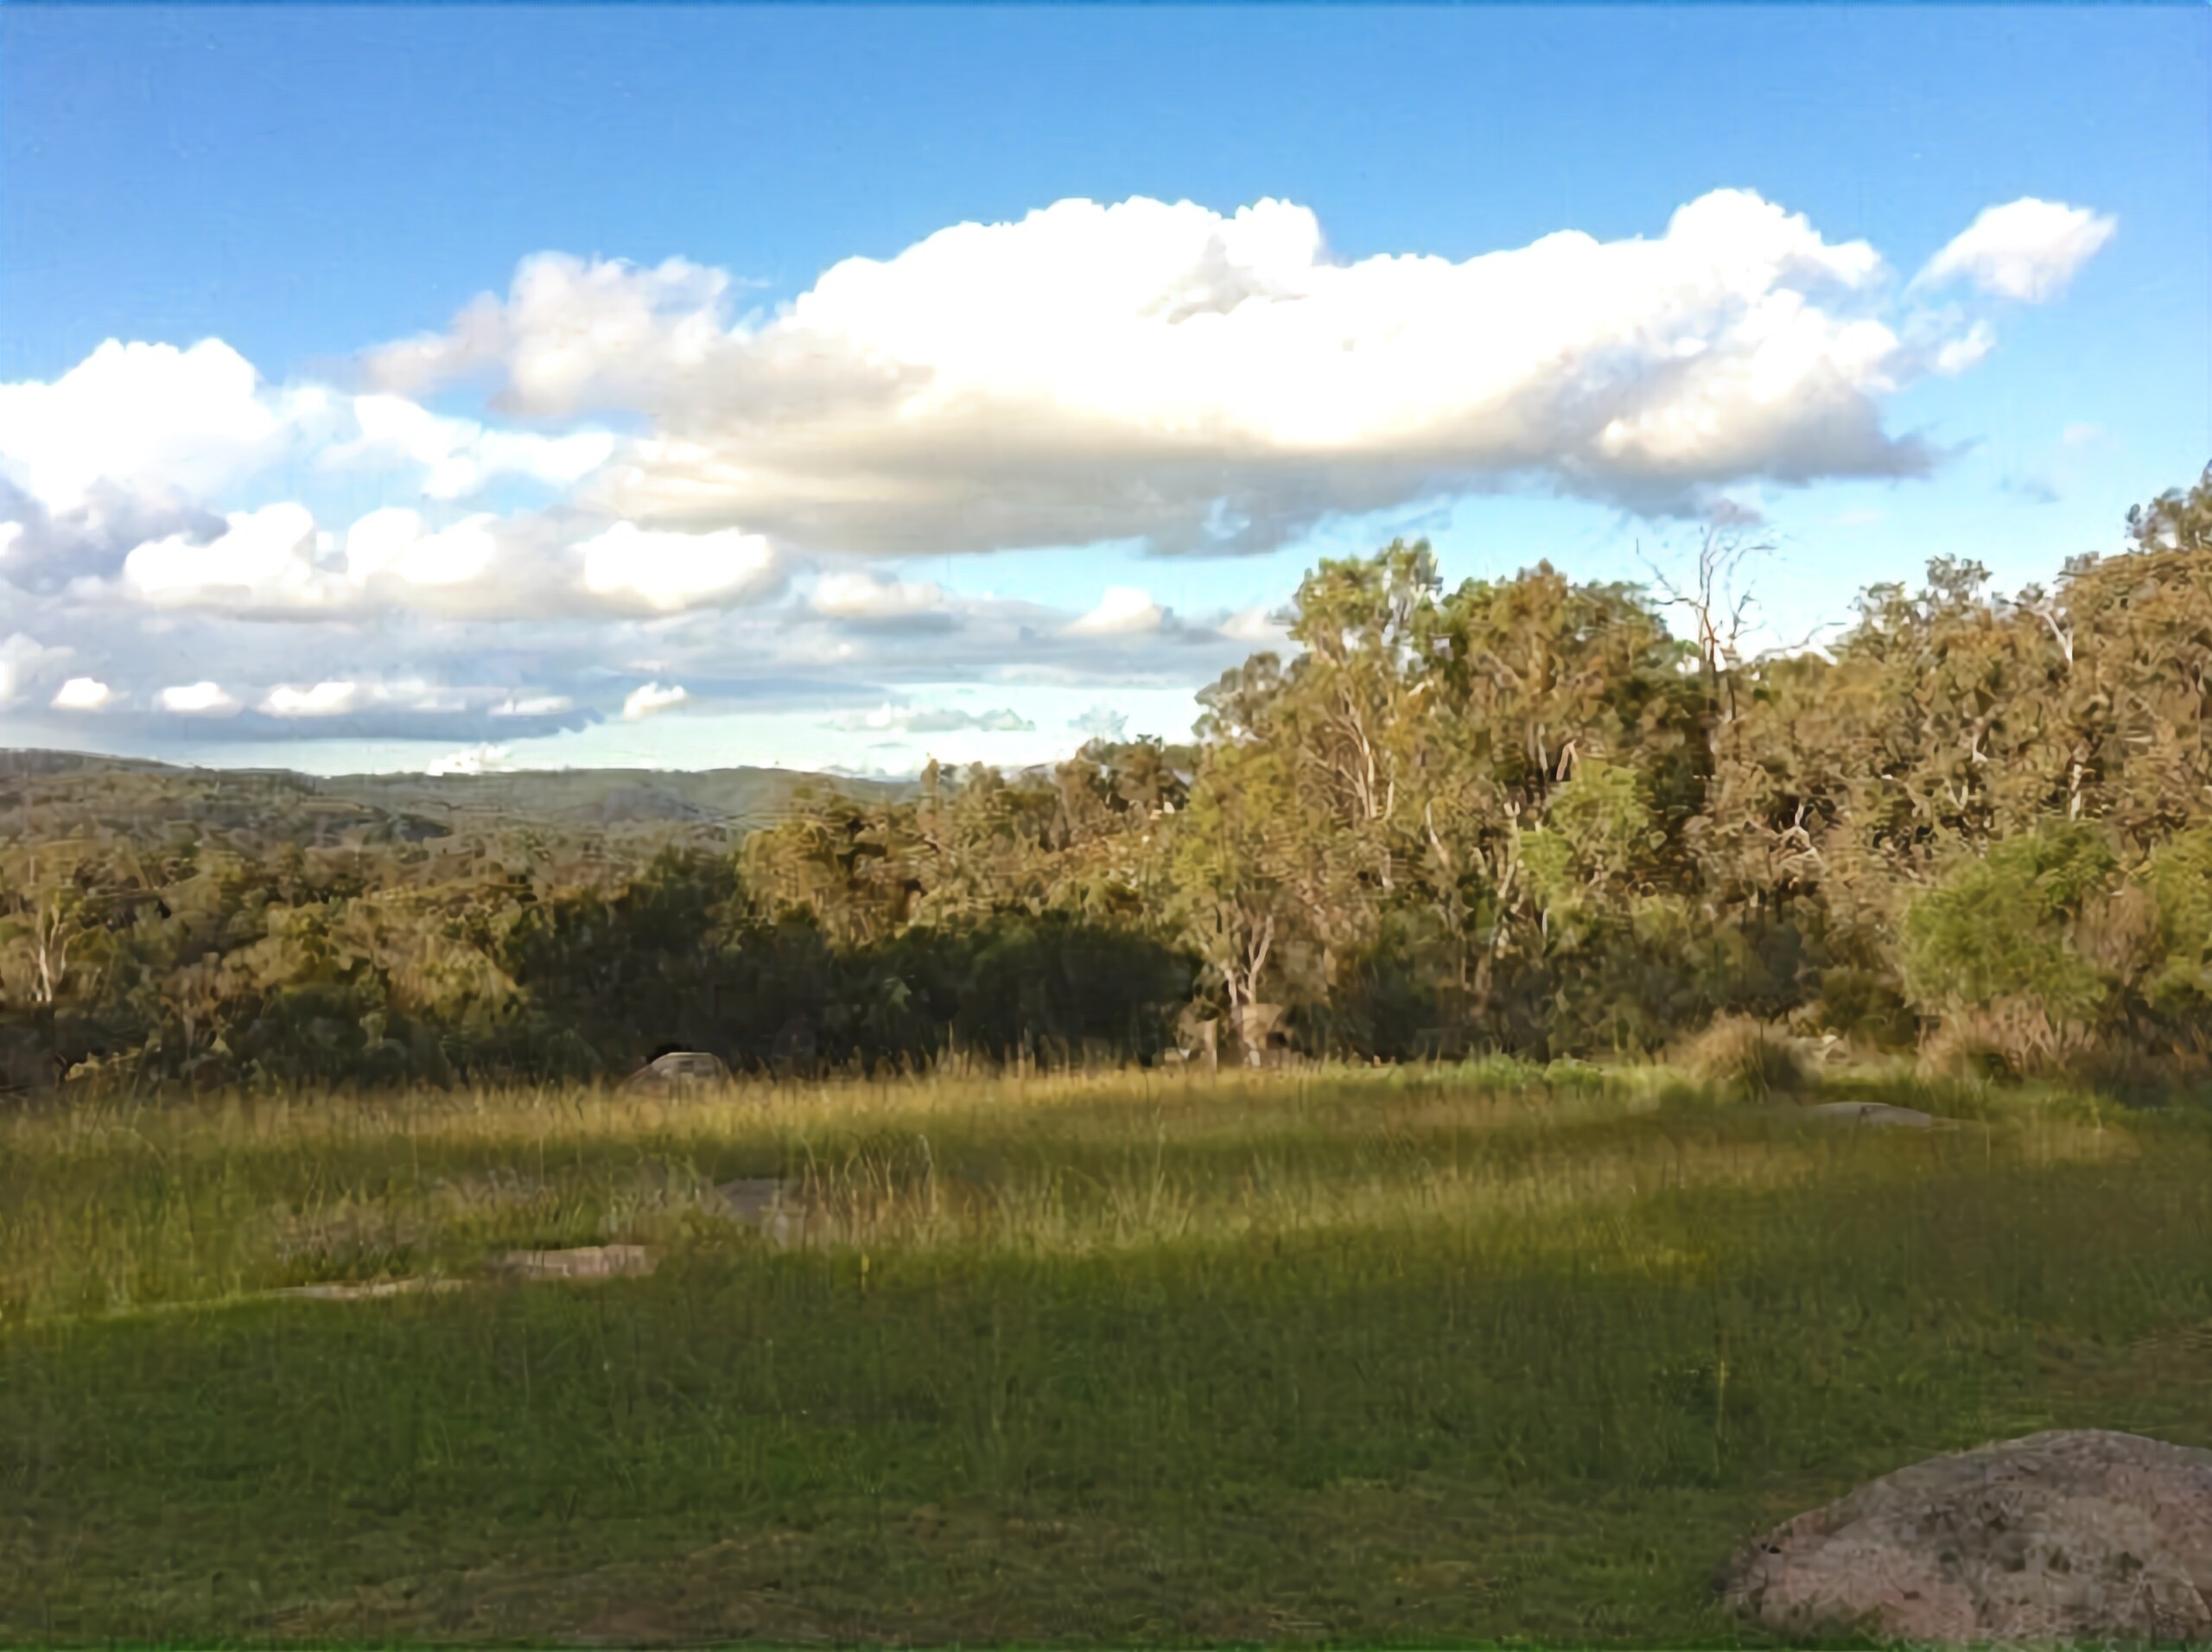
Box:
[0, 188, 2112, 764]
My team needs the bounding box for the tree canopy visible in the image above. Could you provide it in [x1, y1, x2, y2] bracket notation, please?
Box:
[6, 466, 2210, 1092]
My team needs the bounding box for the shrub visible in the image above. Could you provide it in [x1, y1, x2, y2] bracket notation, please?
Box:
[1669, 1013, 1813, 1099]
[1919, 995, 2098, 1082]
[2143, 827, 2212, 1016]
[1902, 823, 2117, 1035]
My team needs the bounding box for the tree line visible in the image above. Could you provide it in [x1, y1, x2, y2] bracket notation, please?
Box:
[3, 467, 2209, 1093]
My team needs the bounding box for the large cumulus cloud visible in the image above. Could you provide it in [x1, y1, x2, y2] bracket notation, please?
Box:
[365, 189, 2074, 554]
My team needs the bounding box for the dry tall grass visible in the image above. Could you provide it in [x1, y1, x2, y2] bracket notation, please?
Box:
[0, 1060, 2133, 1325]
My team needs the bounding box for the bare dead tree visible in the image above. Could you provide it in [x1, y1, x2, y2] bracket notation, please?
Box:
[1642, 524, 1776, 731]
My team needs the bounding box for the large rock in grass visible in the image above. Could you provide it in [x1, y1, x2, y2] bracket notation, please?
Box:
[623, 1050, 730, 1091]
[1719, 1429, 2212, 1642]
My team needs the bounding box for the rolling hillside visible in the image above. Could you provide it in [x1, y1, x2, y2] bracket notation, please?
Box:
[0, 748, 912, 855]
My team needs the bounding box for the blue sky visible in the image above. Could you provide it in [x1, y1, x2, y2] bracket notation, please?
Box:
[1, 4, 2205, 776]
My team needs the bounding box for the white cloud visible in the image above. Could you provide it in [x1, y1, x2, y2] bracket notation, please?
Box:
[49, 676, 113, 711]
[811, 569, 951, 624]
[491, 693, 573, 717]
[104, 501, 493, 614]
[577, 521, 782, 612]
[1932, 321, 1996, 376]
[0, 633, 67, 706]
[343, 507, 499, 588]
[1067, 586, 1167, 636]
[2062, 422, 2105, 448]
[327, 394, 616, 500]
[84, 500, 779, 621]
[1070, 704, 1128, 741]
[260, 680, 365, 717]
[1916, 199, 2116, 302]
[427, 743, 513, 776]
[123, 502, 330, 608]
[374, 189, 1994, 552]
[829, 701, 1034, 734]
[366, 254, 734, 412]
[157, 681, 241, 716]
[0, 339, 332, 513]
[0, 188, 2120, 775]
[621, 681, 690, 721]
[1219, 603, 1289, 644]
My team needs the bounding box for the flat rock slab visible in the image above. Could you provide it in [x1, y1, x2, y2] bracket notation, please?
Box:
[1802, 1100, 1950, 1130]
[267, 1278, 468, 1302]
[492, 1244, 658, 1282]
[1719, 1428, 2212, 1643]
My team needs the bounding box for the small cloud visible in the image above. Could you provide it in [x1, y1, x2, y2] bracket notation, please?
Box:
[2002, 471, 2062, 506]
[0, 632, 67, 706]
[579, 522, 782, 612]
[427, 742, 512, 776]
[1067, 586, 1166, 636]
[1070, 705, 1128, 741]
[1219, 604, 1289, 644]
[1702, 492, 1766, 529]
[911, 706, 1033, 734]
[1916, 199, 2116, 302]
[260, 680, 363, 717]
[157, 681, 241, 715]
[50, 676, 113, 711]
[1933, 321, 1995, 376]
[491, 693, 573, 717]
[2061, 423, 2104, 448]
[829, 702, 1033, 734]
[622, 681, 690, 721]
[811, 569, 953, 626]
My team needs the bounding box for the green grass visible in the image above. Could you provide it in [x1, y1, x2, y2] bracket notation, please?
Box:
[2, 1064, 2209, 1646]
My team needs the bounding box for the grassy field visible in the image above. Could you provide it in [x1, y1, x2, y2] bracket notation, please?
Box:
[2, 1063, 2209, 1647]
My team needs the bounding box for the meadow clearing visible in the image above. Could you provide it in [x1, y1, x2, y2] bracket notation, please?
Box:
[2, 1064, 2209, 1647]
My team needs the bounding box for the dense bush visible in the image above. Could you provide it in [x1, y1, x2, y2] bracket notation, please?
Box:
[3, 467, 2209, 1090]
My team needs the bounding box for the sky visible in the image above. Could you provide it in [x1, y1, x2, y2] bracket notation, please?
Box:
[1, 3, 2206, 778]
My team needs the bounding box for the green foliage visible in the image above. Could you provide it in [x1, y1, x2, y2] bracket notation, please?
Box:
[2143, 825, 2212, 1013]
[1521, 761, 1663, 926]
[1901, 823, 2117, 1025]
[3, 469, 2211, 1090]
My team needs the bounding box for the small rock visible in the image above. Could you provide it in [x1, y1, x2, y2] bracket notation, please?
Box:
[1718, 1427, 2212, 1643]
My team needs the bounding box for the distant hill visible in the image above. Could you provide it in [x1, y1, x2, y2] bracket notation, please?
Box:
[0, 749, 912, 855]
[309, 765, 914, 830]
